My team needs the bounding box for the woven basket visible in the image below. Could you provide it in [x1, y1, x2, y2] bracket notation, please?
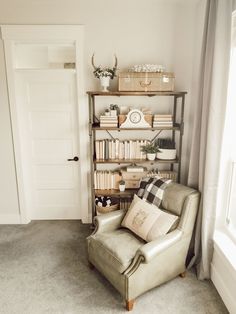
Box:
[96, 203, 119, 214]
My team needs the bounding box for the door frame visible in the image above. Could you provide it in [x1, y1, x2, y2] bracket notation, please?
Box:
[1, 25, 89, 223]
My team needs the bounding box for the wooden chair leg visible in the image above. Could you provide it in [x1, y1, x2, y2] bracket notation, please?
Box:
[179, 271, 186, 278]
[126, 299, 135, 311]
[88, 262, 94, 270]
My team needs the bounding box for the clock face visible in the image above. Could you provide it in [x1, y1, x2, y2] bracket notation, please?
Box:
[130, 111, 141, 124]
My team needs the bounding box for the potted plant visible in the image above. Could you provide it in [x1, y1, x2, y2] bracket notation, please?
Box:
[91, 54, 118, 92]
[156, 138, 176, 160]
[110, 104, 119, 116]
[104, 109, 110, 116]
[119, 180, 126, 192]
[141, 142, 159, 161]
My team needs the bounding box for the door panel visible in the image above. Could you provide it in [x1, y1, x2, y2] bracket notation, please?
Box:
[15, 70, 80, 219]
[30, 112, 72, 138]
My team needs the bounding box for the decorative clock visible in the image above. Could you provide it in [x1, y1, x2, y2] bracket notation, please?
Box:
[120, 109, 151, 128]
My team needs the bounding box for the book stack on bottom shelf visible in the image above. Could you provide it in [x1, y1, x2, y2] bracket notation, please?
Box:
[94, 171, 121, 189]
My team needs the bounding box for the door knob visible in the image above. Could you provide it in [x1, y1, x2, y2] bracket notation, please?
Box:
[67, 156, 79, 161]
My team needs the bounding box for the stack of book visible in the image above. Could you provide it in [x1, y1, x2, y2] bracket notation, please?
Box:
[153, 114, 173, 128]
[94, 171, 121, 189]
[146, 169, 177, 182]
[95, 139, 149, 160]
[126, 165, 145, 172]
[100, 115, 118, 128]
[120, 198, 133, 210]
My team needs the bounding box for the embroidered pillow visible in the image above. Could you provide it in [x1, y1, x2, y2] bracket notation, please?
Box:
[121, 195, 178, 242]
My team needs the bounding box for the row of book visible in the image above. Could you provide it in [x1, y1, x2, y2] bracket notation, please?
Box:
[94, 170, 177, 190]
[153, 114, 173, 128]
[95, 139, 149, 160]
[100, 115, 118, 128]
[94, 171, 121, 190]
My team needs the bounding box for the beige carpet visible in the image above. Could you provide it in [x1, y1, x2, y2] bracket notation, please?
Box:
[0, 221, 228, 314]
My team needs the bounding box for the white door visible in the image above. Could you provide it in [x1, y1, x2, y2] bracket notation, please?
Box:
[14, 70, 81, 219]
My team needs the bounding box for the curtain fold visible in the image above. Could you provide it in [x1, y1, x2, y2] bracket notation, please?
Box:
[187, 0, 235, 279]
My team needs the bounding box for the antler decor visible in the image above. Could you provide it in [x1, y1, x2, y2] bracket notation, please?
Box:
[91, 54, 118, 79]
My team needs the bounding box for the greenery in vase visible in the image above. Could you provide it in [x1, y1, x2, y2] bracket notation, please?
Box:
[91, 54, 118, 79]
[93, 67, 117, 79]
[141, 142, 159, 154]
[156, 138, 176, 149]
[119, 180, 125, 185]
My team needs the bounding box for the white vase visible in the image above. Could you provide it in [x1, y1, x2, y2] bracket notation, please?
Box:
[100, 76, 110, 92]
[156, 148, 176, 160]
[147, 153, 156, 161]
[119, 184, 125, 192]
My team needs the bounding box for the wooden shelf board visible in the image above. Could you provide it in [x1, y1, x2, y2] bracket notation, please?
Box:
[94, 158, 179, 164]
[87, 91, 187, 97]
[92, 124, 181, 131]
[95, 189, 137, 196]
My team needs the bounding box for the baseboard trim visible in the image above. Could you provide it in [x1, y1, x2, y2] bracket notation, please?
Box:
[211, 264, 235, 314]
[0, 214, 21, 224]
[211, 236, 236, 314]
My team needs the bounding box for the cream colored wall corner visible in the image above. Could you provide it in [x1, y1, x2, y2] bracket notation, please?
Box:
[0, 0, 200, 223]
[0, 40, 20, 223]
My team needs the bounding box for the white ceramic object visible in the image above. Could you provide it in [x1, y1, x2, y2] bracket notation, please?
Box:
[147, 153, 156, 161]
[110, 109, 117, 116]
[119, 184, 125, 192]
[157, 148, 176, 160]
[100, 76, 110, 92]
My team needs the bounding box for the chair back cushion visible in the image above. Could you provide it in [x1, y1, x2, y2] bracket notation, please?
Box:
[162, 183, 198, 216]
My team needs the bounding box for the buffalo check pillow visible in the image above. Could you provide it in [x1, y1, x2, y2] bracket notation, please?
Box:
[137, 177, 172, 207]
[121, 195, 178, 242]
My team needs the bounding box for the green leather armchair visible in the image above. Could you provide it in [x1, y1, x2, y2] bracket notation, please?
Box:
[87, 183, 200, 311]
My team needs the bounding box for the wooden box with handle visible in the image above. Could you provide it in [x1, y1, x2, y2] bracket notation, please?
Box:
[118, 72, 175, 92]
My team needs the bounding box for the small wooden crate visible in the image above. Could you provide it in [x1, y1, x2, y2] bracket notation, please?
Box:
[118, 72, 175, 92]
[121, 170, 147, 189]
[121, 170, 147, 181]
[119, 114, 152, 127]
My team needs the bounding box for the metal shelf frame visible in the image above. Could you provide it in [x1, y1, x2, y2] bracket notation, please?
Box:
[87, 90, 186, 220]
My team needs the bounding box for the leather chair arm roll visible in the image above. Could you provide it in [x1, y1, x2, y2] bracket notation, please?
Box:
[137, 229, 183, 263]
[92, 209, 126, 235]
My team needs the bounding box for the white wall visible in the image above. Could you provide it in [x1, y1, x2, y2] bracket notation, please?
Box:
[0, 40, 20, 223]
[0, 0, 202, 222]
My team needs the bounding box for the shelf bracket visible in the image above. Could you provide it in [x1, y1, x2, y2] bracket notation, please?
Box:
[150, 130, 162, 143]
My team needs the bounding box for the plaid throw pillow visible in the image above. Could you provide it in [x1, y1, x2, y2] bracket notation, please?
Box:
[137, 177, 171, 207]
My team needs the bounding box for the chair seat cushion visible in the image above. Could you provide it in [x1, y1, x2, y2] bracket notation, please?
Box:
[88, 229, 145, 273]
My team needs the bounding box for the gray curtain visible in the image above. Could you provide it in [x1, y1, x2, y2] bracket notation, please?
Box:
[187, 0, 235, 279]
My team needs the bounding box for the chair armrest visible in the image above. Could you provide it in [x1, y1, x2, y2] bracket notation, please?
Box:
[124, 229, 183, 276]
[93, 209, 126, 235]
[137, 229, 183, 263]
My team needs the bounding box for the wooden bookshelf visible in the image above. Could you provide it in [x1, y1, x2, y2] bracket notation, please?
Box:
[92, 123, 181, 131]
[94, 158, 179, 164]
[88, 90, 186, 220]
[87, 91, 187, 97]
[95, 189, 137, 197]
